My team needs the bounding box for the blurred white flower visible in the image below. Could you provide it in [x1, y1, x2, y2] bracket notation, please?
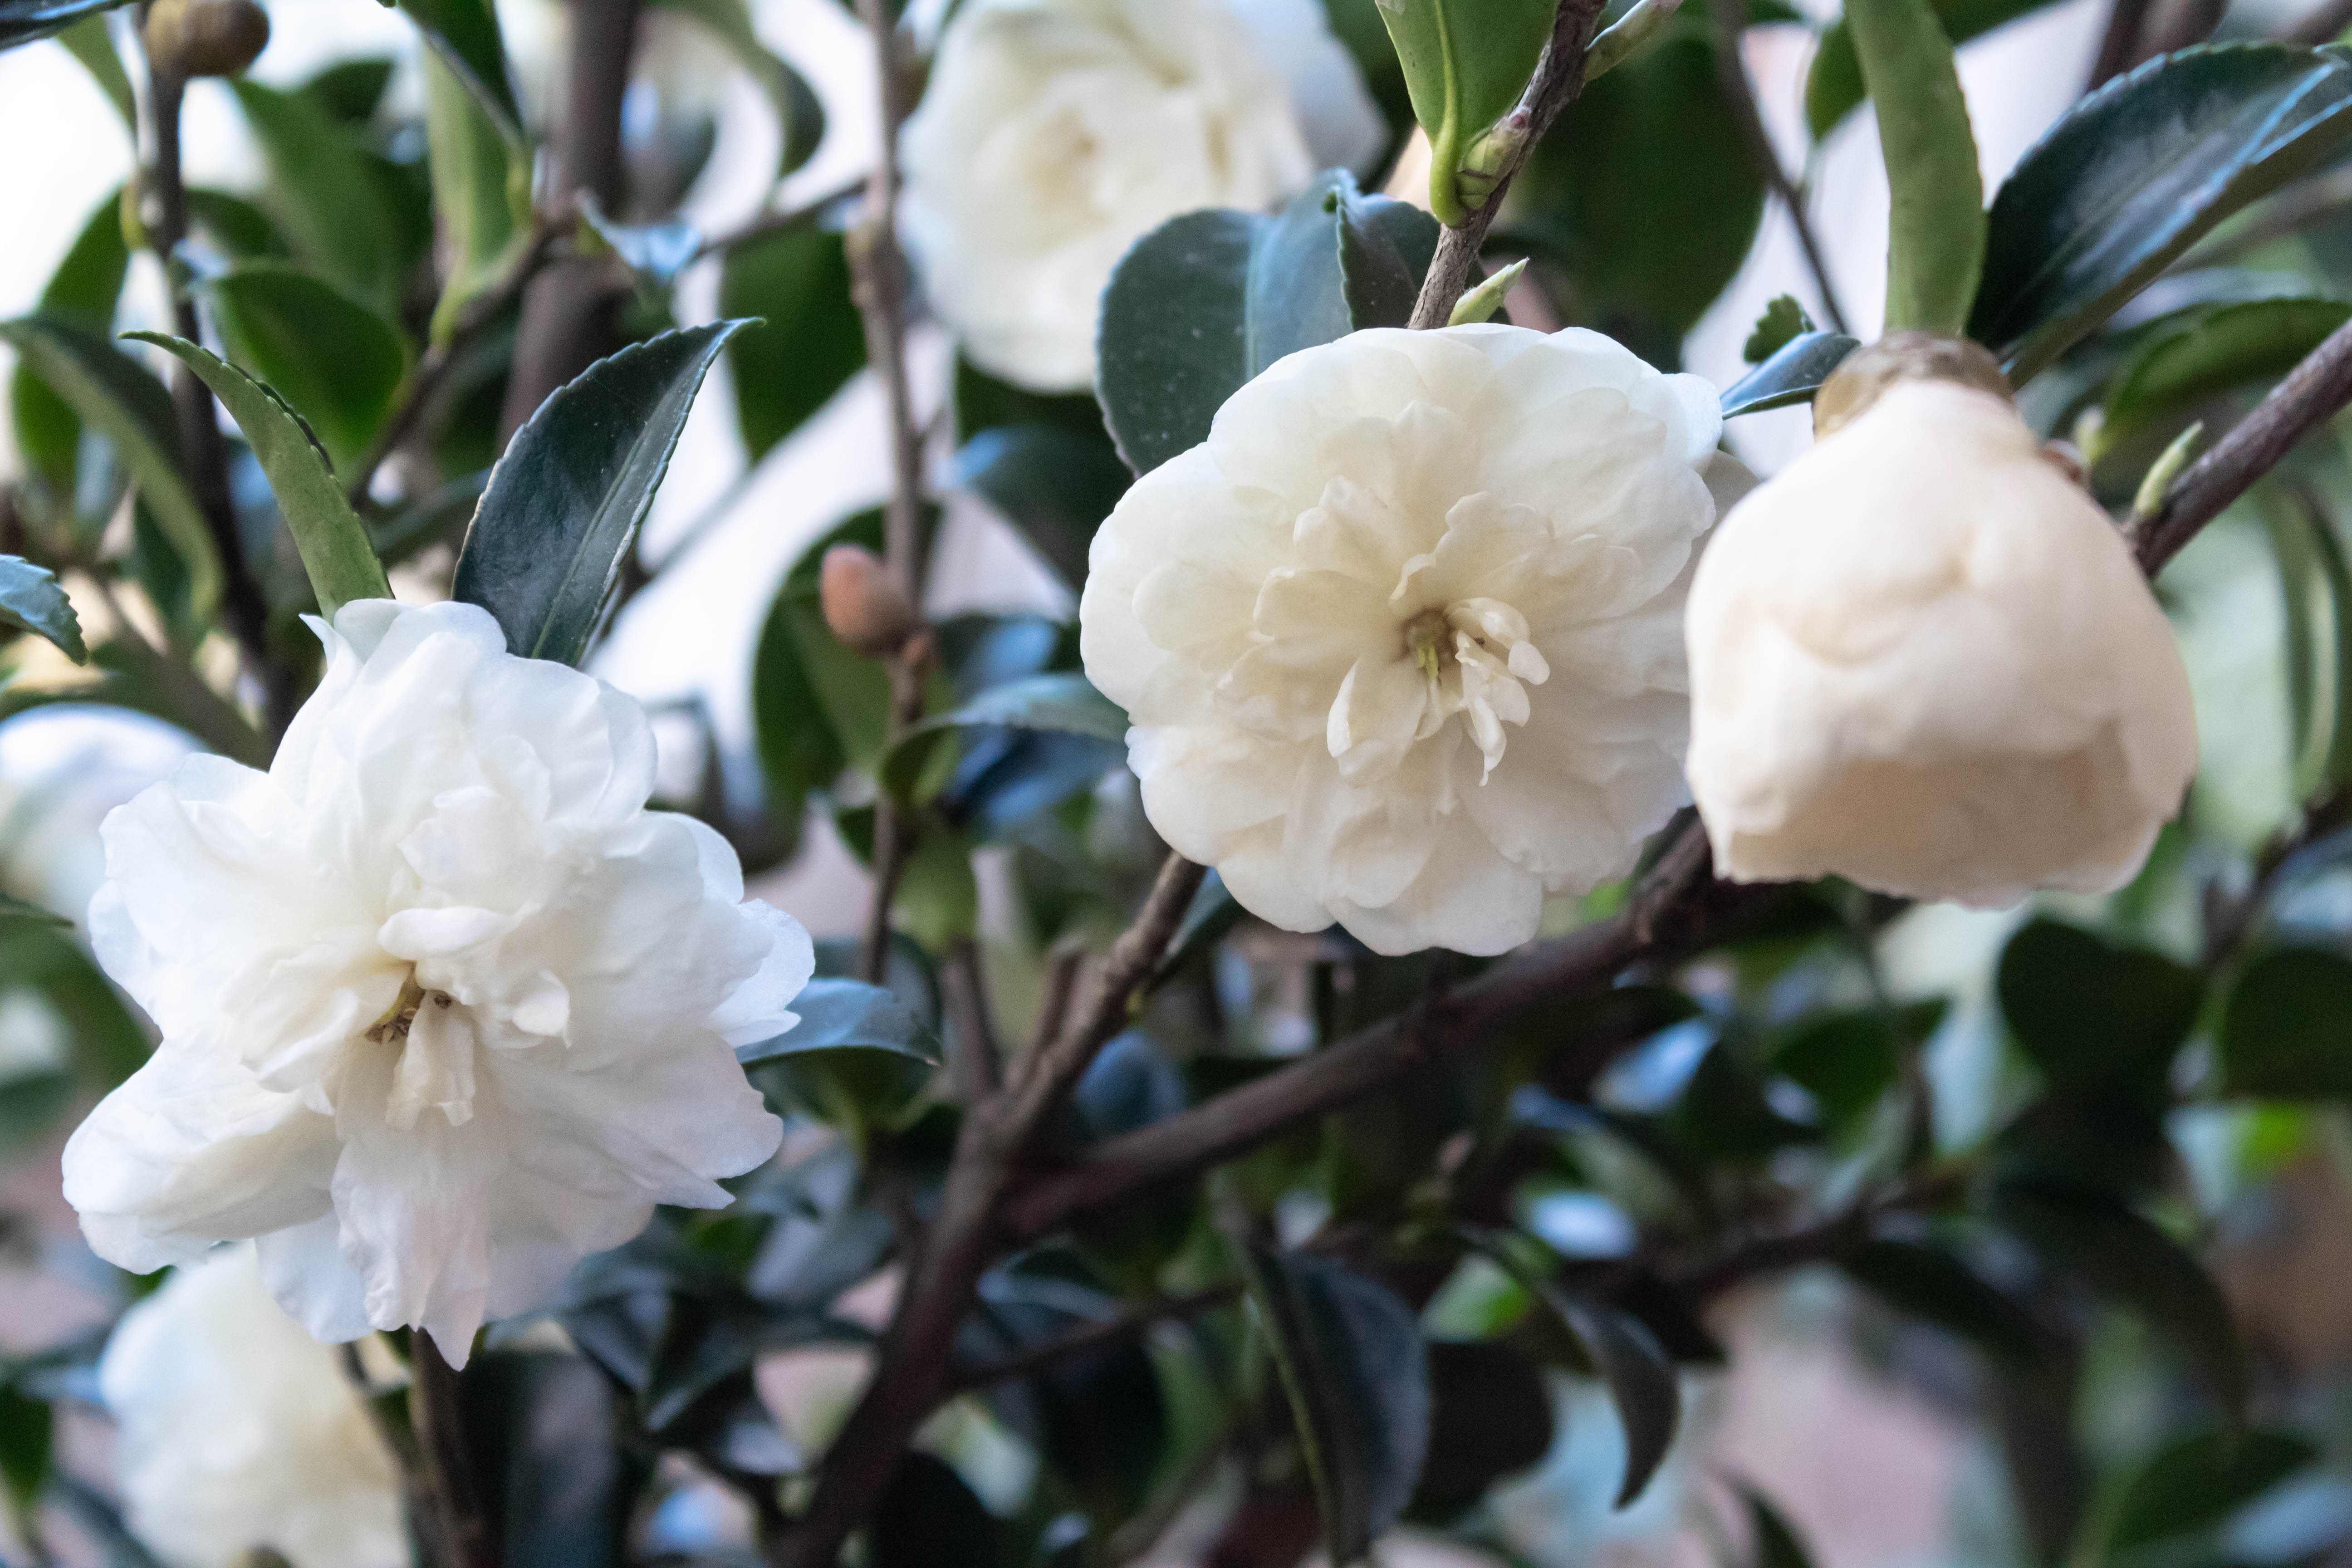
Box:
[1685, 379, 2198, 906]
[64, 600, 808, 1362]
[100, 1246, 405, 1568]
[900, 0, 1383, 392]
[1080, 324, 1735, 955]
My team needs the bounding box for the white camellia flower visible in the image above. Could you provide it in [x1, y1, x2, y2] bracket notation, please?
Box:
[1080, 324, 1740, 956]
[63, 600, 808, 1361]
[100, 1246, 406, 1568]
[1685, 377, 2199, 906]
[900, 0, 1385, 392]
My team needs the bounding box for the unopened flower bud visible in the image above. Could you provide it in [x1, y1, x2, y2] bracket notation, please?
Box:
[143, 0, 270, 79]
[820, 544, 921, 658]
[1810, 331, 2009, 439]
[1685, 372, 2198, 907]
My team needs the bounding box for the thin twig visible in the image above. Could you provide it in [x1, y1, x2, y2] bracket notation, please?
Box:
[782, 853, 1205, 1568]
[346, 221, 560, 508]
[948, 1283, 1241, 1394]
[1407, 0, 1611, 330]
[2128, 314, 2352, 573]
[688, 176, 866, 265]
[1705, 0, 1850, 334]
[940, 935, 1003, 1102]
[408, 1336, 494, 1568]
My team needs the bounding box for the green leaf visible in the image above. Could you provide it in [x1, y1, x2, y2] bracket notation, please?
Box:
[1414, 1340, 1556, 1514]
[457, 1351, 647, 1568]
[1498, 28, 1766, 363]
[196, 263, 411, 474]
[951, 423, 1130, 588]
[2093, 296, 2352, 461]
[1735, 1483, 1818, 1568]
[186, 188, 287, 260]
[1097, 171, 1436, 474]
[0, 1383, 51, 1529]
[10, 186, 129, 498]
[647, 0, 823, 175]
[1995, 1182, 2246, 1421]
[1805, 0, 2067, 137]
[717, 219, 865, 461]
[953, 353, 1109, 445]
[455, 321, 748, 666]
[0, 317, 220, 621]
[1720, 331, 1862, 416]
[1242, 1247, 1431, 1564]
[1996, 919, 2202, 1093]
[1743, 295, 1814, 363]
[127, 332, 392, 619]
[1845, 0, 1983, 335]
[1973, 45, 2352, 382]
[54, 12, 132, 124]
[0, 555, 87, 662]
[1375, 0, 1557, 223]
[0, 0, 130, 49]
[2218, 946, 2352, 1096]
[870, 1453, 1001, 1568]
[397, 0, 523, 139]
[1840, 1237, 2041, 1362]
[230, 78, 410, 311]
[0, 893, 69, 926]
[577, 198, 701, 289]
[1771, 1002, 1945, 1124]
[879, 672, 1128, 804]
[739, 978, 941, 1135]
[423, 49, 532, 344]
[300, 57, 398, 125]
[2100, 1428, 2315, 1554]
[0, 918, 150, 1090]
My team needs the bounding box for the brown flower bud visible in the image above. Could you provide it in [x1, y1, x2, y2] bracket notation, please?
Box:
[819, 544, 920, 658]
[145, 0, 271, 80]
[1812, 331, 2009, 440]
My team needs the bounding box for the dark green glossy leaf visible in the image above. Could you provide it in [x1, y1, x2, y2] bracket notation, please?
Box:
[1847, 0, 1983, 334]
[2095, 296, 2352, 459]
[1805, 0, 2068, 137]
[879, 672, 1128, 804]
[649, 0, 823, 175]
[1996, 919, 2202, 1092]
[1736, 1483, 1818, 1568]
[1499, 27, 1764, 362]
[2219, 946, 2352, 1096]
[739, 977, 941, 1136]
[0, 1383, 52, 1528]
[1840, 1236, 2041, 1361]
[870, 1453, 1001, 1568]
[10, 187, 128, 498]
[1375, 0, 1555, 222]
[1771, 1001, 1945, 1124]
[953, 353, 1109, 445]
[718, 219, 865, 460]
[1972, 45, 2352, 381]
[1337, 185, 1443, 330]
[737, 977, 943, 1068]
[1995, 1182, 2246, 1421]
[2103, 1428, 2315, 1553]
[1243, 1246, 1431, 1564]
[1721, 331, 1862, 416]
[458, 1351, 646, 1568]
[1499, 1254, 1679, 1507]
[951, 423, 1130, 588]
[127, 333, 392, 619]
[230, 78, 411, 311]
[1412, 1340, 1556, 1515]
[455, 321, 747, 665]
[197, 263, 411, 474]
[0, 555, 86, 662]
[1743, 294, 1814, 363]
[0, 317, 219, 620]
[397, 0, 522, 138]
[0, 0, 130, 49]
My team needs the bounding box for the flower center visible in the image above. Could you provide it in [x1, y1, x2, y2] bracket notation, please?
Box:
[1407, 598, 1552, 782]
[368, 970, 476, 1131]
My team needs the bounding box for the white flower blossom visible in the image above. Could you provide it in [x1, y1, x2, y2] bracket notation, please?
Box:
[1685, 378, 2199, 906]
[63, 600, 808, 1362]
[899, 0, 1383, 392]
[1080, 324, 1739, 956]
[99, 1246, 405, 1568]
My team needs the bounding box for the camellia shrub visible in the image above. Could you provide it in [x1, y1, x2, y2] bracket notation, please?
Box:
[3, 0, 2352, 1565]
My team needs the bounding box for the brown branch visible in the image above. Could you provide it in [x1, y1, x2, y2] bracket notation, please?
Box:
[948, 1283, 1241, 1395]
[2290, 0, 2352, 41]
[2127, 314, 2352, 574]
[689, 177, 867, 265]
[782, 853, 1205, 1568]
[1407, 0, 1610, 330]
[1704, 0, 1850, 335]
[2087, 0, 2151, 88]
[408, 1336, 494, 1568]
[940, 934, 1003, 1102]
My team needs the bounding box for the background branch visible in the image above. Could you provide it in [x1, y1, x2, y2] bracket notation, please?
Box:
[1705, 0, 1850, 334]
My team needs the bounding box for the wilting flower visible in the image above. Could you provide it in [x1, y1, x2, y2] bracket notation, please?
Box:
[1080, 324, 1739, 956]
[100, 1246, 405, 1568]
[1684, 377, 2199, 905]
[64, 600, 808, 1361]
[900, 0, 1383, 392]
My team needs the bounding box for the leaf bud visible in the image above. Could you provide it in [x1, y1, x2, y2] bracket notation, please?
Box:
[820, 544, 921, 659]
[144, 0, 271, 79]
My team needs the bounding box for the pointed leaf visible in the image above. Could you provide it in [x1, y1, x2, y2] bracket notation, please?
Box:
[1846, 0, 1984, 335]
[736, 977, 943, 1067]
[127, 332, 392, 619]
[1242, 1247, 1431, 1565]
[1721, 331, 1862, 416]
[0, 317, 220, 620]
[1735, 1483, 1818, 1568]
[455, 321, 748, 666]
[196, 263, 412, 474]
[2219, 946, 2352, 1097]
[396, 0, 523, 140]
[1974, 45, 2352, 381]
[718, 219, 865, 460]
[0, 555, 87, 662]
[230, 78, 409, 311]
